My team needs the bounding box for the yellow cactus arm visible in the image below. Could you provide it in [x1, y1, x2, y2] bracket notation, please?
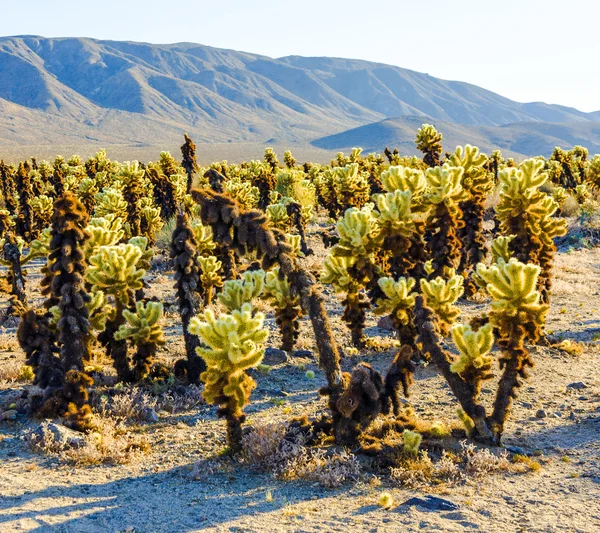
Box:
[115, 301, 166, 345]
[218, 270, 265, 311]
[419, 272, 464, 331]
[450, 323, 494, 374]
[379, 165, 427, 195]
[86, 243, 146, 302]
[424, 164, 467, 206]
[333, 205, 379, 258]
[198, 255, 223, 288]
[321, 254, 357, 293]
[85, 214, 125, 256]
[374, 276, 417, 325]
[475, 258, 549, 332]
[490, 235, 514, 264]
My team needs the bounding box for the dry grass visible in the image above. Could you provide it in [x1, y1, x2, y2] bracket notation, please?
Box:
[26, 417, 151, 466]
[96, 384, 204, 422]
[241, 423, 360, 488]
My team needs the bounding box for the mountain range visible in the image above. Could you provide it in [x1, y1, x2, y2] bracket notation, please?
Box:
[1, 35, 599, 159]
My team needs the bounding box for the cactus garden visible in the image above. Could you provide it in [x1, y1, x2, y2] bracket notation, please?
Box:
[1, 131, 599, 532]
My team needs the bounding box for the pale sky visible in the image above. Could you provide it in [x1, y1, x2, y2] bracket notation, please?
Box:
[1, 0, 598, 112]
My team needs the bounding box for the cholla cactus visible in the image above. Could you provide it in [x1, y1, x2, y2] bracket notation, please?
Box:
[198, 255, 223, 305]
[372, 188, 428, 280]
[449, 145, 492, 292]
[87, 243, 146, 381]
[191, 219, 217, 256]
[548, 146, 587, 189]
[87, 243, 145, 302]
[0, 208, 14, 239]
[139, 199, 163, 245]
[119, 161, 145, 236]
[225, 178, 260, 210]
[283, 150, 296, 169]
[476, 258, 548, 440]
[30, 195, 54, 234]
[490, 235, 514, 264]
[450, 323, 494, 397]
[264, 147, 280, 172]
[181, 133, 199, 193]
[375, 276, 418, 352]
[551, 186, 568, 208]
[264, 266, 302, 351]
[322, 253, 370, 347]
[265, 202, 291, 231]
[21, 228, 51, 266]
[586, 154, 600, 189]
[84, 214, 125, 257]
[495, 159, 566, 303]
[403, 429, 422, 456]
[218, 270, 265, 311]
[171, 212, 205, 383]
[15, 162, 35, 240]
[419, 273, 464, 335]
[334, 205, 378, 259]
[423, 165, 467, 279]
[318, 163, 371, 216]
[41, 193, 91, 370]
[415, 124, 443, 167]
[77, 178, 99, 214]
[146, 166, 177, 221]
[574, 183, 589, 204]
[0, 161, 18, 216]
[380, 165, 427, 197]
[94, 187, 128, 223]
[115, 301, 165, 380]
[35, 193, 94, 429]
[189, 303, 268, 453]
[476, 259, 548, 339]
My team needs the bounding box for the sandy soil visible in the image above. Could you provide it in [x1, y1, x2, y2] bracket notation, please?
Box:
[1, 226, 599, 533]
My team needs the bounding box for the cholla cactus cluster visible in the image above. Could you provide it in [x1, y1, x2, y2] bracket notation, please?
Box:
[0, 128, 586, 471]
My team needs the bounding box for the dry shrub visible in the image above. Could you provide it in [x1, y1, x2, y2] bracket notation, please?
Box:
[97, 389, 157, 421]
[190, 458, 230, 480]
[390, 442, 513, 487]
[242, 423, 359, 488]
[0, 360, 24, 383]
[26, 417, 150, 466]
[96, 385, 204, 422]
[561, 195, 580, 217]
[389, 451, 434, 487]
[462, 442, 510, 476]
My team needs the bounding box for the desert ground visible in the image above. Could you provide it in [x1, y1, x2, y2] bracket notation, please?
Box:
[1, 222, 599, 533]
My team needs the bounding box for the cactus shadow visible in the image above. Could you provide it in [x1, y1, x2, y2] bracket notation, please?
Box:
[0, 463, 295, 532]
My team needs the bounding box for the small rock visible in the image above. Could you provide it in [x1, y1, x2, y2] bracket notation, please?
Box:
[29, 422, 87, 449]
[400, 495, 459, 512]
[520, 402, 534, 409]
[377, 316, 395, 331]
[535, 409, 547, 419]
[293, 350, 313, 358]
[505, 445, 529, 456]
[263, 347, 288, 365]
[141, 407, 159, 423]
[0, 410, 17, 421]
[567, 382, 588, 390]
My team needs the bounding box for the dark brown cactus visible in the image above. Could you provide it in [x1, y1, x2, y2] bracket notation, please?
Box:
[181, 133, 199, 194]
[171, 211, 205, 384]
